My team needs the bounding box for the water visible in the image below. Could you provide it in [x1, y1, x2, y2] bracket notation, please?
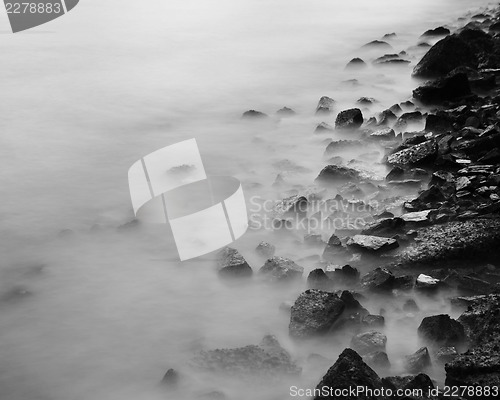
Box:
[0, 1, 494, 399]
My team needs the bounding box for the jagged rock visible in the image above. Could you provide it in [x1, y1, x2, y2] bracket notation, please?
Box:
[335, 109, 364, 130]
[418, 314, 466, 347]
[315, 122, 334, 133]
[255, 241, 276, 258]
[351, 331, 387, 355]
[192, 335, 301, 378]
[289, 290, 345, 339]
[361, 268, 395, 292]
[382, 374, 434, 396]
[317, 96, 335, 114]
[436, 346, 458, 364]
[387, 139, 437, 166]
[405, 347, 432, 373]
[347, 235, 399, 252]
[216, 247, 253, 279]
[346, 58, 367, 69]
[412, 35, 477, 78]
[315, 165, 361, 185]
[242, 110, 268, 119]
[308, 269, 333, 290]
[386, 166, 405, 181]
[313, 348, 385, 400]
[259, 257, 303, 282]
[413, 72, 471, 105]
[361, 217, 405, 237]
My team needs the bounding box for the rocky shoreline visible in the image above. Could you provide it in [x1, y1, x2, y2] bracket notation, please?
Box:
[164, 6, 500, 400]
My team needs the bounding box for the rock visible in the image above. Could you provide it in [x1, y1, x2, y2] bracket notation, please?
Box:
[335, 109, 364, 130]
[161, 368, 179, 387]
[276, 106, 296, 116]
[325, 264, 360, 285]
[418, 314, 466, 347]
[242, 110, 268, 119]
[271, 195, 308, 221]
[361, 217, 405, 237]
[346, 58, 367, 69]
[413, 72, 471, 105]
[383, 33, 397, 40]
[347, 235, 399, 252]
[421, 26, 451, 37]
[351, 331, 387, 355]
[425, 113, 454, 133]
[192, 335, 301, 378]
[405, 347, 432, 373]
[317, 96, 335, 114]
[387, 139, 437, 166]
[457, 294, 500, 345]
[386, 166, 405, 181]
[289, 290, 345, 339]
[369, 128, 395, 140]
[325, 140, 363, 155]
[216, 247, 253, 279]
[307, 269, 333, 290]
[364, 351, 390, 370]
[313, 348, 385, 400]
[315, 165, 361, 185]
[363, 315, 385, 328]
[394, 111, 424, 131]
[259, 257, 303, 282]
[403, 299, 420, 312]
[255, 241, 276, 258]
[315, 122, 334, 133]
[360, 268, 395, 292]
[304, 233, 324, 246]
[400, 210, 434, 225]
[436, 346, 458, 364]
[412, 35, 477, 78]
[362, 40, 393, 50]
[382, 374, 434, 396]
[415, 274, 442, 291]
[357, 97, 376, 105]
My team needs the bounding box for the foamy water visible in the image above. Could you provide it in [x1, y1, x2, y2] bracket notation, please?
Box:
[0, 1, 494, 399]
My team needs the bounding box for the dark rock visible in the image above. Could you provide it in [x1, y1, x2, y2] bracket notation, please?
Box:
[289, 290, 345, 339]
[351, 331, 387, 356]
[308, 269, 333, 290]
[242, 110, 268, 119]
[335, 108, 364, 130]
[313, 348, 385, 400]
[317, 96, 335, 114]
[216, 247, 253, 279]
[315, 165, 361, 185]
[386, 166, 405, 181]
[255, 241, 276, 258]
[361, 268, 395, 292]
[325, 264, 360, 285]
[412, 35, 477, 78]
[413, 72, 471, 105]
[382, 373, 434, 394]
[378, 109, 397, 126]
[347, 235, 399, 252]
[418, 314, 466, 347]
[436, 346, 458, 364]
[346, 58, 367, 69]
[425, 113, 454, 133]
[259, 257, 303, 282]
[405, 347, 432, 373]
[387, 139, 437, 165]
[421, 26, 451, 37]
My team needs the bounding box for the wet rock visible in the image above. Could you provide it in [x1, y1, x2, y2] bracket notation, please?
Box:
[317, 96, 335, 114]
[369, 128, 395, 141]
[346, 58, 367, 69]
[351, 331, 387, 355]
[259, 257, 303, 282]
[415, 274, 442, 292]
[421, 26, 451, 37]
[457, 294, 500, 345]
[308, 269, 333, 290]
[405, 347, 432, 373]
[400, 210, 434, 225]
[347, 235, 399, 252]
[216, 247, 253, 279]
[387, 139, 437, 166]
[192, 335, 301, 378]
[242, 110, 268, 119]
[313, 348, 385, 400]
[378, 109, 398, 126]
[364, 351, 390, 370]
[361, 268, 396, 292]
[315, 165, 361, 185]
[413, 72, 471, 105]
[289, 289, 345, 339]
[436, 346, 458, 364]
[425, 113, 454, 133]
[418, 314, 466, 348]
[335, 108, 364, 130]
[255, 241, 276, 258]
[315, 122, 334, 133]
[412, 35, 476, 78]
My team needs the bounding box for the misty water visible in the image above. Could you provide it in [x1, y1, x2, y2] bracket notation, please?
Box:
[0, 1, 495, 399]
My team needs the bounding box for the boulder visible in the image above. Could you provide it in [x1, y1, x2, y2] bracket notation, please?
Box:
[216, 247, 253, 279]
[369, 128, 396, 141]
[315, 122, 334, 133]
[405, 347, 432, 373]
[307, 269, 333, 290]
[317, 96, 335, 114]
[436, 346, 458, 364]
[412, 35, 477, 78]
[360, 268, 395, 292]
[387, 140, 437, 166]
[351, 331, 387, 355]
[325, 264, 360, 285]
[259, 257, 303, 282]
[421, 26, 451, 37]
[413, 72, 471, 105]
[415, 274, 442, 291]
[255, 241, 276, 258]
[242, 110, 268, 119]
[362, 40, 393, 50]
[382, 374, 434, 396]
[161, 368, 179, 388]
[363, 315, 385, 329]
[364, 351, 390, 370]
[335, 108, 364, 130]
[313, 348, 385, 400]
[417, 314, 466, 347]
[403, 299, 420, 312]
[347, 235, 399, 252]
[346, 58, 367, 69]
[289, 290, 345, 339]
[315, 165, 361, 185]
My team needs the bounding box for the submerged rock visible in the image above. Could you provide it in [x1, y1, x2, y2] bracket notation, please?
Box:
[307, 269, 333, 290]
[289, 289, 345, 339]
[259, 256, 303, 282]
